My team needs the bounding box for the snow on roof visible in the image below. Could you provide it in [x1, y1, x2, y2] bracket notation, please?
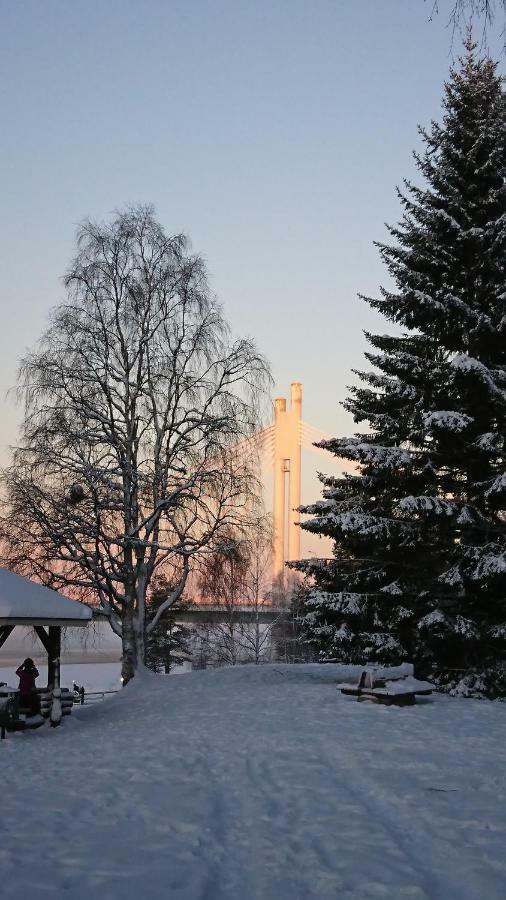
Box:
[0, 568, 93, 623]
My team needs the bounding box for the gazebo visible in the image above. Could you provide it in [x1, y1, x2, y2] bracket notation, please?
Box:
[0, 567, 93, 689]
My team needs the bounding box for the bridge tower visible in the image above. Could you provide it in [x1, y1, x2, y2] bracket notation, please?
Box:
[273, 382, 302, 590]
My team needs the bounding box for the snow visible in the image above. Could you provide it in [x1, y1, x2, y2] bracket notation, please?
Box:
[422, 410, 473, 432]
[450, 354, 487, 373]
[435, 208, 461, 230]
[412, 289, 444, 311]
[380, 580, 403, 595]
[450, 355, 506, 398]
[0, 568, 92, 621]
[456, 506, 476, 526]
[1, 664, 506, 899]
[419, 610, 446, 628]
[340, 674, 434, 695]
[320, 439, 412, 469]
[398, 495, 455, 516]
[419, 614, 479, 639]
[305, 511, 403, 539]
[305, 590, 364, 614]
[474, 432, 501, 451]
[453, 616, 479, 637]
[485, 472, 506, 497]
[438, 565, 463, 587]
[468, 551, 506, 579]
[489, 623, 506, 638]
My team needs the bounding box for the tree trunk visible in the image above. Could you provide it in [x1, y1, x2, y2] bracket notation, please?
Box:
[133, 613, 145, 671]
[121, 603, 138, 684]
[133, 567, 147, 670]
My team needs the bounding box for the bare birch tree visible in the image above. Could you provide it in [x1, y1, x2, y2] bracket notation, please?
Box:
[0, 206, 270, 681]
[428, 1, 506, 37]
[196, 517, 283, 665]
[195, 526, 251, 667]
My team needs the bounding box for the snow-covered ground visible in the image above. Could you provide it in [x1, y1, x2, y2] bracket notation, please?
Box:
[1, 664, 506, 900]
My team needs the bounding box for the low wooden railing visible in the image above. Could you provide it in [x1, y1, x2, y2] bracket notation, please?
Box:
[72, 686, 119, 705]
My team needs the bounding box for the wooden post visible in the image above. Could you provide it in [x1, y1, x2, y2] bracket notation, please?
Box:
[35, 625, 61, 689]
[34, 626, 51, 687]
[50, 649, 62, 727]
[48, 626, 61, 690]
[0, 625, 14, 651]
[34, 625, 50, 653]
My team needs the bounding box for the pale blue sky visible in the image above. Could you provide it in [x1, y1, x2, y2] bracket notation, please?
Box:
[1, 1, 504, 514]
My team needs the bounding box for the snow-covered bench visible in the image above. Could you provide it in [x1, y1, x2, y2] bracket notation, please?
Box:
[0, 684, 74, 738]
[0, 694, 18, 739]
[340, 668, 433, 706]
[0, 687, 45, 737]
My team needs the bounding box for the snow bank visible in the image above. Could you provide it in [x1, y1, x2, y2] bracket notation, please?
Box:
[1, 663, 506, 899]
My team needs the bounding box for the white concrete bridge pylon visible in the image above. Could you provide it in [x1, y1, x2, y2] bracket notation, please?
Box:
[273, 382, 302, 588]
[221, 384, 335, 590]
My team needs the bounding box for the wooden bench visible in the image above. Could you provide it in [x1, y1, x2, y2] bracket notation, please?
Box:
[36, 687, 74, 719]
[0, 685, 74, 738]
[0, 691, 45, 737]
[0, 694, 19, 738]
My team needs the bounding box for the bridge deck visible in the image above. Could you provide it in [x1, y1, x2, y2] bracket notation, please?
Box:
[176, 606, 286, 624]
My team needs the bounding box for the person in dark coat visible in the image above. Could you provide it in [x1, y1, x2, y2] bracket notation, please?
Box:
[16, 658, 40, 715]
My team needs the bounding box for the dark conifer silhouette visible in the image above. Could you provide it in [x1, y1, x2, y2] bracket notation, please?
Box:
[295, 37, 506, 696]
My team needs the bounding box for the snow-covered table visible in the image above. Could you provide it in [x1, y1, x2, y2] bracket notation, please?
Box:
[0, 686, 20, 738]
[340, 670, 433, 705]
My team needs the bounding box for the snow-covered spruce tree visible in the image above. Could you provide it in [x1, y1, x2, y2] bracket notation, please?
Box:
[145, 580, 193, 674]
[293, 38, 506, 696]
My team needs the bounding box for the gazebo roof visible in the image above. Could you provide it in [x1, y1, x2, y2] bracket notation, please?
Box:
[0, 567, 93, 626]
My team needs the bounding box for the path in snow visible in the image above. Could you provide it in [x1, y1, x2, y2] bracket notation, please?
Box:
[1, 664, 506, 900]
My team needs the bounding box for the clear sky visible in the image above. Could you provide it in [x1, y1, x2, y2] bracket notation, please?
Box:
[1, 1, 504, 522]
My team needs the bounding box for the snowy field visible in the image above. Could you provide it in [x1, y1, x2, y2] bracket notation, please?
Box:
[1, 664, 506, 900]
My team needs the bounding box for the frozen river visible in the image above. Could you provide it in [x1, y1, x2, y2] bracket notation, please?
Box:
[0, 661, 122, 693]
